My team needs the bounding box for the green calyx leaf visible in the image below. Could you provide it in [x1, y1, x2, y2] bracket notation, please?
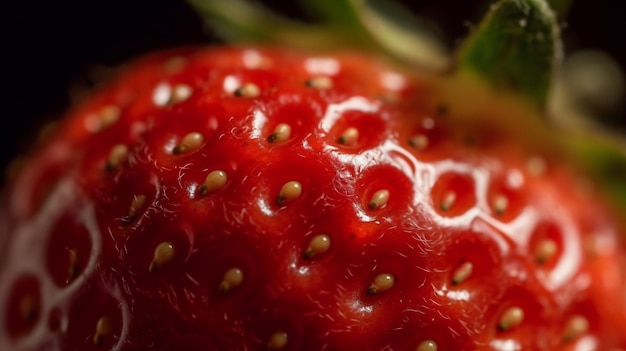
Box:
[457, 0, 563, 108]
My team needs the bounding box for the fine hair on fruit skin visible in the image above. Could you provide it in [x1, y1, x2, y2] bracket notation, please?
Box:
[1, 0, 626, 350]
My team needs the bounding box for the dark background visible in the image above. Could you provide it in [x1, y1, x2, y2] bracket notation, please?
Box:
[2, 0, 625, 176]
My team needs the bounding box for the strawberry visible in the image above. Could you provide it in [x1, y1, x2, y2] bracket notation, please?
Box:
[1, 0, 626, 350]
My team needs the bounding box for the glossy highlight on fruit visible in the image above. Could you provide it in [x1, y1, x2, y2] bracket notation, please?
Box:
[0, 44, 624, 351]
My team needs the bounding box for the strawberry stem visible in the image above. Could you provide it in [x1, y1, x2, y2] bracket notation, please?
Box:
[457, 0, 562, 108]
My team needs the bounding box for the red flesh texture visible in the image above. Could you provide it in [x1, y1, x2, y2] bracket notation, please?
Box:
[1, 46, 625, 350]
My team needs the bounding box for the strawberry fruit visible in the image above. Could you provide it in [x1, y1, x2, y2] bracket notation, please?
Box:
[1, 0, 626, 350]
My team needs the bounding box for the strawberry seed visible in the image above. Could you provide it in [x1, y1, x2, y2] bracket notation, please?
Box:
[122, 195, 146, 223]
[276, 181, 302, 206]
[170, 84, 193, 105]
[267, 331, 288, 349]
[268, 123, 292, 143]
[440, 191, 457, 212]
[306, 76, 333, 90]
[86, 105, 120, 133]
[562, 315, 589, 342]
[369, 189, 390, 210]
[498, 306, 524, 331]
[304, 234, 331, 259]
[219, 267, 244, 292]
[337, 127, 359, 145]
[416, 339, 438, 351]
[367, 273, 395, 295]
[452, 262, 473, 286]
[234, 83, 260, 98]
[491, 194, 509, 215]
[173, 132, 204, 154]
[199, 170, 228, 195]
[534, 238, 558, 264]
[149, 242, 175, 273]
[408, 134, 429, 151]
[106, 144, 129, 170]
[93, 316, 114, 345]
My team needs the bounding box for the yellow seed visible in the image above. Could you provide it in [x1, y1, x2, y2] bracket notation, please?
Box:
[440, 191, 456, 212]
[268, 123, 292, 143]
[416, 339, 438, 351]
[276, 181, 302, 205]
[584, 236, 601, 257]
[87, 105, 121, 132]
[199, 170, 228, 195]
[106, 144, 129, 170]
[170, 84, 193, 104]
[19, 294, 37, 322]
[234, 83, 260, 98]
[492, 194, 509, 215]
[174, 132, 204, 154]
[306, 76, 333, 89]
[337, 127, 359, 145]
[409, 134, 429, 151]
[164, 56, 188, 73]
[527, 156, 547, 176]
[367, 273, 395, 295]
[123, 194, 146, 222]
[149, 242, 175, 273]
[267, 331, 288, 350]
[369, 189, 390, 210]
[219, 267, 244, 292]
[535, 238, 558, 264]
[452, 262, 473, 285]
[304, 234, 331, 259]
[563, 315, 589, 342]
[98, 105, 121, 130]
[67, 249, 79, 283]
[498, 306, 524, 331]
[93, 316, 113, 345]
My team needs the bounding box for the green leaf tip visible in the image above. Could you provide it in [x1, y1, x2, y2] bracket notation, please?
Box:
[458, 0, 564, 108]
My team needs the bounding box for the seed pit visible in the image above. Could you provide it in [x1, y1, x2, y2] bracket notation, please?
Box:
[46, 212, 92, 286]
[5, 275, 41, 339]
[357, 166, 413, 216]
[431, 172, 476, 217]
[487, 172, 526, 222]
[65, 290, 123, 350]
[327, 110, 387, 152]
[528, 222, 563, 268]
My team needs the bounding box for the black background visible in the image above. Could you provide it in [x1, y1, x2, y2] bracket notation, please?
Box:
[3, 0, 625, 175]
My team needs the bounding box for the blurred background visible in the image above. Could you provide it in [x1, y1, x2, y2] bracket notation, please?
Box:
[2, 0, 625, 176]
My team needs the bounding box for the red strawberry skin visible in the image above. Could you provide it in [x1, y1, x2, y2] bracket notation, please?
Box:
[1, 45, 626, 350]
